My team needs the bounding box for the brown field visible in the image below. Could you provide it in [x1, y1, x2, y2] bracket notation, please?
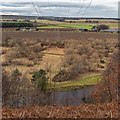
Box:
[2, 31, 117, 41]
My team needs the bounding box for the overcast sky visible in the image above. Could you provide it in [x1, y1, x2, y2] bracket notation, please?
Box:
[1, 0, 119, 18]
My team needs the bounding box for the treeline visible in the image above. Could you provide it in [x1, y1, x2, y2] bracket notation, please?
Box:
[0, 22, 33, 28]
[2, 68, 48, 107]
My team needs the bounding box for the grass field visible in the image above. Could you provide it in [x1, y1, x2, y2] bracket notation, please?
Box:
[38, 23, 118, 29]
[39, 25, 64, 28]
[59, 23, 93, 29]
[47, 73, 102, 90]
[36, 19, 118, 29]
[38, 23, 93, 29]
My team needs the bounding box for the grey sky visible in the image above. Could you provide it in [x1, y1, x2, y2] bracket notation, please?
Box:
[1, 0, 119, 18]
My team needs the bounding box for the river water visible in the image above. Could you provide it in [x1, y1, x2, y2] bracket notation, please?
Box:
[6, 86, 94, 107]
[47, 86, 94, 106]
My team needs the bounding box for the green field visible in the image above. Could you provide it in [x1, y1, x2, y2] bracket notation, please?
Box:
[47, 73, 102, 90]
[39, 25, 64, 28]
[38, 23, 119, 29]
[38, 23, 93, 30]
[36, 19, 119, 30]
[59, 23, 93, 29]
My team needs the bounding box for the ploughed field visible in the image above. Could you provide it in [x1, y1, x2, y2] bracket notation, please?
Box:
[2, 31, 117, 41]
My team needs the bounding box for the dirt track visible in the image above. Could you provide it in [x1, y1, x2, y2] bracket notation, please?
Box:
[2, 31, 117, 41]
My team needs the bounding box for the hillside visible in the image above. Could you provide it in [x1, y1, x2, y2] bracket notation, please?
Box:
[2, 52, 119, 118]
[2, 101, 118, 118]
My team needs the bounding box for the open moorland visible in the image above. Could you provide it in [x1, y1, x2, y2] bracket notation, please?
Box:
[1, 18, 119, 119]
[1, 30, 118, 90]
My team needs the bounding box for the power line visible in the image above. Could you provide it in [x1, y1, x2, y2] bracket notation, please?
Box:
[31, 0, 39, 17]
[48, 0, 51, 16]
[82, 0, 93, 17]
[77, 0, 86, 16]
[34, 0, 42, 15]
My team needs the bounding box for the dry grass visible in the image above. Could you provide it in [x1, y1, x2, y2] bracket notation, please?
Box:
[2, 47, 64, 81]
[2, 101, 118, 118]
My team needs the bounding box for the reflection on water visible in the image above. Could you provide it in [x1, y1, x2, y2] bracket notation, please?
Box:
[47, 86, 94, 106]
[6, 86, 94, 107]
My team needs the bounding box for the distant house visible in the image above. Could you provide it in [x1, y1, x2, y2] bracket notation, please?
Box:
[18, 27, 34, 31]
[91, 26, 98, 32]
[55, 18, 65, 22]
[20, 28, 26, 31]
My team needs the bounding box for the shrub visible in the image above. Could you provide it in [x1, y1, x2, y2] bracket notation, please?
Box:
[100, 59, 106, 64]
[62, 39, 117, 81]
[32, 43, 44, 53]
[52, 70, 71, 82]
[96, 24, 109, 31]
[2, 68, 22, 106]
[31, 69, 48, 92]
[91, 52, 119, 103]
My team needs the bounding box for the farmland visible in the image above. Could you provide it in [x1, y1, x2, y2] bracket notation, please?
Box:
[2, 31, 117, 40]
[35, 19, 118, 29]
[1, 17, 118, 32]
[38, 23, 93, 29]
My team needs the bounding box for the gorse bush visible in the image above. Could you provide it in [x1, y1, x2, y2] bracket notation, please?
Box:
[31, 69, 48, 92]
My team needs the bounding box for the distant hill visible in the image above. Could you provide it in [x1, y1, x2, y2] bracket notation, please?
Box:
[1, 15, 119, 21]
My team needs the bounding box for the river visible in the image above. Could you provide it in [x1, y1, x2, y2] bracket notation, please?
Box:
[47, 86, 94, 106]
